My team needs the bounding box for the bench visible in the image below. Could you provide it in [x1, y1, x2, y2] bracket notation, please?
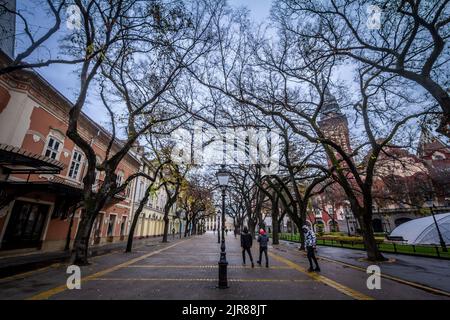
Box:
[386, 235, 406, 243]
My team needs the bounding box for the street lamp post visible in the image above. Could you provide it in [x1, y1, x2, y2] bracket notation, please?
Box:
[216, 166, 230, 289]
[343, 200, 351, 236]
[425, 196, 447, 252]
[345, 212, 351, 236]
[217, 210, 221, 244]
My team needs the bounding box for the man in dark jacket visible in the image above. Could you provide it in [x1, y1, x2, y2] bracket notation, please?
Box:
[240, 227, 254, 268]
[257, 228, 269, 268]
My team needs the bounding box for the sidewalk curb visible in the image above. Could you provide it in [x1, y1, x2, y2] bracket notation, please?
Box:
[317, 255, 450, 298]
[280, 240, 450, 298]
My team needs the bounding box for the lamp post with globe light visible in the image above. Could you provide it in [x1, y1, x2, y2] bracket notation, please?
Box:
[216, 166, 230, 289]
[216, 208, 221, 244]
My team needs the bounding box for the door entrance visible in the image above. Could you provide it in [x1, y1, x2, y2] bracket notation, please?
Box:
[2, 200, 50, 250]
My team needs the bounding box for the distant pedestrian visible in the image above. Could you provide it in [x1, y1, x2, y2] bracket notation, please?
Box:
[172, 227, 176, 239]
[225, 228, 228, 236]
[256, 228, 269, 268]
[240, 227, 254, 268]
[302, 225, 320, 272]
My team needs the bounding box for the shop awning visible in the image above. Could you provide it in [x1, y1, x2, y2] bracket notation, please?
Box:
[0, 143, 64, 174]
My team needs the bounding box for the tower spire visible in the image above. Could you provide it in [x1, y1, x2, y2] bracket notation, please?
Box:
[321, 77, 340, 118]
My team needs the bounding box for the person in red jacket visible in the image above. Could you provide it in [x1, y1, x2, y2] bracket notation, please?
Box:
[257, 228, 269, 268]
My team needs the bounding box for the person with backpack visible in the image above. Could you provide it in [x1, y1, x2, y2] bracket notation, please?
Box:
[256, 228, 269, 268]
[240, 226, 254, 268]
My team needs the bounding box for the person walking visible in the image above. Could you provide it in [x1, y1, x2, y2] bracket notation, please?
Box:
[302, 225, 320, 272]
[256, 228, 269, 268]
[240, 227, 254, 268]
[172, 227, 176, 239]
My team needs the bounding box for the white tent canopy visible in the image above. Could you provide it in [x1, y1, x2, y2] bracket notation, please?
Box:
[389, 213, 450, 245]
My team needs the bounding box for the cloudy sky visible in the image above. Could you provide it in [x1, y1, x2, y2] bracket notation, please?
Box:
[14, 0, 272, 127]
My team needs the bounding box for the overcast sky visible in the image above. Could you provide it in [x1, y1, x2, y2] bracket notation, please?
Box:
[14, 0, 272, 128]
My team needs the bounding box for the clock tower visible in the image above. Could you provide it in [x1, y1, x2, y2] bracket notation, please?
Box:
[318, 81, 352, 163]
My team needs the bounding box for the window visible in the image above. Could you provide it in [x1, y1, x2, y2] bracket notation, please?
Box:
[120, 216, 127, 236]
[45, 137, 61, 159]
[148, 194, 153, 208]
[139, 181, 144, 200]
[107, 215, 116, 237]
[93, 156, 102, 191]
[116, 171, 124, 186]
[68, 150, 83, 180]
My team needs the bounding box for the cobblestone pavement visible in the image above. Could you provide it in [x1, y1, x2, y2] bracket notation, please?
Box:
[1, 232, 449, 300]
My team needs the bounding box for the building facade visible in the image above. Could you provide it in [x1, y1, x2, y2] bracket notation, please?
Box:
[131, 157, 182, 238]
[305, 83, 450, 234]
[0, 51, 174, 255]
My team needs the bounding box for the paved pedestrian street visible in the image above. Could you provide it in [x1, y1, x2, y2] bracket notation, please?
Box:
[0, 233, 449, 300]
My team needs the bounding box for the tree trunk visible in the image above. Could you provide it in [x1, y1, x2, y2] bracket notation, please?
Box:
[287, 206, 305, 250]
[126, 191, 150, 252]
[410, 74, 450, 137]
[271, 195, 280, 245]
[70, 212, 96, 265]
[357, 208, 387, 261]
[297, 206, 307, 250]
[126, 212, 139, 252]
[248, 218, 256, 238]
[192, 220, 197, 235]
[162, 214, 170, 243]
[184, 219, 190, 237]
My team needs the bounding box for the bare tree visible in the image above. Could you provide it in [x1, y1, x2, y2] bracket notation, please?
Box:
[273, 0, 450, 136]
[188, 7, 436, 260]
[0, 0, 75, 75]
[179, 174, 215, 237]
[64, 0, 220, 264]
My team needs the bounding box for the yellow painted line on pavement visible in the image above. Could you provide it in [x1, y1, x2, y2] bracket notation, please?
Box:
[126, 265, 293, 269]
[91, 277, 313, 283]
[1, 243, 161, 283]
[89, 242, 154, 261]
[317, 255, 450, 298]
[269, 251, 374, 300]
[27, 240, 188, 300]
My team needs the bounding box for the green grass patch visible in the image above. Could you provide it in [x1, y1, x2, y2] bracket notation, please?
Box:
[277, 233, 450, 259]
